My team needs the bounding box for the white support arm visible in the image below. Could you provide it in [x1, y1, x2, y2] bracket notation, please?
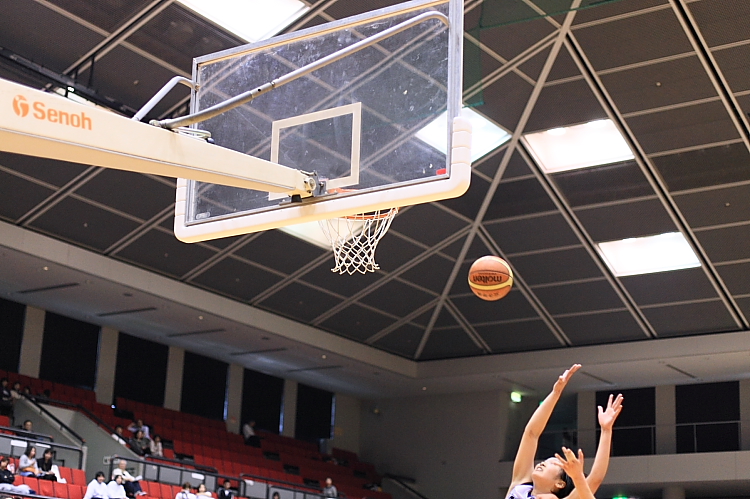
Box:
[0, 77, 315, 195]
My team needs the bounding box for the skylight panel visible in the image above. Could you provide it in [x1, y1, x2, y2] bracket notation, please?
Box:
[178, 0, 309, 43]
[416, 107, 511, 163]
[524, 119, 634, 174]
[597, 232, 701, 277]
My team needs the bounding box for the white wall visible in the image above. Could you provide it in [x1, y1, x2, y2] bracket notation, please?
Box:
[359, 390, 508, 499]
[333, 393, 361, 454]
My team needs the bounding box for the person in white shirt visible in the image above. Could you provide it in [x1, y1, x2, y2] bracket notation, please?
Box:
[108, 474, 127, 499]
[175, 482, 196, 499]
[83, 472, 109, 499]
[196, 484, 212, 497]
[127, 420, 150, 440]
[112, 425, 127, 445]
[112, 459, 146, 497]
[149, 435, 164, 457]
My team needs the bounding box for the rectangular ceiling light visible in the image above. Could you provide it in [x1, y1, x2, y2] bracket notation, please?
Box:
[416, 107, 511, 163]
[597, 232, 701, 277]
[178, 0, 309, 43]
[524, 119, 634, 173]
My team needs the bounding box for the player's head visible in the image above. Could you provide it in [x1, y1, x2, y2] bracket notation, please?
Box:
[531, 457, 573, 497]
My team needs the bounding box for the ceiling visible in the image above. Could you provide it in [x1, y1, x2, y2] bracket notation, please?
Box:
[2, 0, 750, 397]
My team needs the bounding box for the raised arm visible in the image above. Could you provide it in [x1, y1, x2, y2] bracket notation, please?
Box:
[510, 364, 581, 488]
[556, 448, 595, 499]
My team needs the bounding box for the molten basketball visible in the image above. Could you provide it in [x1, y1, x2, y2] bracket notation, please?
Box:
[468, 256, 513, 301]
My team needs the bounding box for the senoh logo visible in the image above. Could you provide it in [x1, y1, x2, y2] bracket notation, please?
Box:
[12, 95, 29, 117]
[12, 94, 92, 130]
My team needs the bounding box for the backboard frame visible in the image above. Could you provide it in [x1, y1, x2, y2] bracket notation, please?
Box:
[174, 0, 467, 243]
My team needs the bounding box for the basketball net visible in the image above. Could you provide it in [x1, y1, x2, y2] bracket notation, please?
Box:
[319, 207, 399, 275]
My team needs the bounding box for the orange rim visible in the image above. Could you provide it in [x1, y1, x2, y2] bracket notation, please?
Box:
[328, 188, 400, 220]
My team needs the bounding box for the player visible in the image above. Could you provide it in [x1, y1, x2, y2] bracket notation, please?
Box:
[506, 364, 623, 499]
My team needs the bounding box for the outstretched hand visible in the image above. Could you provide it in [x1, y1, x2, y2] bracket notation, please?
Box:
[552, 364, 581, 394]
[555, 447, 585, 479]
[598, 393, 623, 431]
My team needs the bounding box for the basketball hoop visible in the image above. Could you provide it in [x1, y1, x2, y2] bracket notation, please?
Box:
[319, 199, 399, 274]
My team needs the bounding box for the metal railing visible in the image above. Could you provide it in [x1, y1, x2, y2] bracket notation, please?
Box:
[21, 395, 86, 445]
[0, 431, 84, 469]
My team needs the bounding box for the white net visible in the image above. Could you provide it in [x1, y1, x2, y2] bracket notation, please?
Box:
[319, 208, 399, 274]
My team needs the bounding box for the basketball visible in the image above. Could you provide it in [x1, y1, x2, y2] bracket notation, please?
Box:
[468, 256, 513, 301]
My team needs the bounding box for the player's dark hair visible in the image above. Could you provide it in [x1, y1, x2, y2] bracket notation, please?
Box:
[553, 469, 575, 499]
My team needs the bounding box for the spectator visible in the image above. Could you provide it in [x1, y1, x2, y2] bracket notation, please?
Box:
[149, 434, 164, 457]
[112, 425, 127, 445]
[175, 482, 195, 499]
[37, 448, 58, 481]
[322, 478, 337, 498]
[108, 474, 128, 499]
[0, 456, 35, 495]
[0, 379, 12, 416]
[83, 472, 109, 499]
[19, 446, 40, 477]
[217, 480, 234, 499]
[10, 382, 22, 402]
[22, 420, 33, 432]
[130, 429, 150, 456]
[242, 421, 260, 447]
[272, 493, 280, 499]
[127, 419, 150, 439]
[112, 459, 146, 497]
[196, 484, 212, 497]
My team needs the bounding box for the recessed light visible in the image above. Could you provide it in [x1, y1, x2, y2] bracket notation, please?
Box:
[421, 386, 427, 391]
[177, 0, 309, 43]
[416, 107, 510, 163]
[523, 119, 634, 173]
[321, 355, 327, 359]
[511, 391, 523, 403]
[198, 315, 204, 320]
[42, 266, 49, 271]
[597, 232, 701, 276]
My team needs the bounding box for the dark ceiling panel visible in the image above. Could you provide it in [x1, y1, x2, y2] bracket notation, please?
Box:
[389, 203, 468, 247]
[620, 268, 719, 306]
[74, 170, 174, 220]
[400, 254, 456, 294]
[483, 177, 556, 221]
[574, 198, 676, 242]
[477, 319, 562, 354]
[547, 45, 581, 82]
[373, 324, 425, 358]
[573, 7, 692, 71]
[0, 172, 55, 223]
[696, 224, 750, 263]
[440, 234, 488, 261]
[736, 297, 750, 321]
[485, 213, 580, 255]
[29, 197, 141, 252]
[495, 150, 532, 180]
[46, 0, 156, 32]
[322, 0, 400, 19]
[643, 300, 738, 337]
[0, 152, 90, 187]
[300, 262, 380, 297]
[233, 230, 326, 275]
[572, 0, 666, 25]
[319, 304, 396, 342]
[651, 142, 750, 192]
[0, 0, 104, 73]
[190, 257, 282, 302]
[712, 45, 750, 93]
[525, 79, 607, 133]
[556, 310, 647, 345]
[475, 17, 555, 62]
[511, 247, 602, 285]
[115, 228, 217, 277]
[438, 172, 489, 219]
[552, 161, 653, 207]
[600, 55, 717, 114]
[535, 280, 623, 316]
[419, 328, 483, 360]
[450, 292, 538, 324]
[687, 0, 750, 47]
[674, 184, 750, 229]
[473, 144, 508, 179]
[477, 71, 534, 132]
[716, 262, 750, 296]
[371, 232, 429, 272]
[626, 101, 739, 154]
[258, 281, 342, 323]
[359, 279, 435, 318]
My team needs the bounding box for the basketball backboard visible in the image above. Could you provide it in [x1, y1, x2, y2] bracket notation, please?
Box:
[174, 0, 467, 243]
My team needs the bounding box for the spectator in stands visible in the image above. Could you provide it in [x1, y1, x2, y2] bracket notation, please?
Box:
[196, 483, 211, 497]
[217, 480, 234, 499]
[112, 459, 146, 497]
[176, 482, 195, 499]
[322, 478, 338, 498]
[150, 434, 164, 457]
[10, 382, 22, 402]
[127, 419, 151, 439]
[83, 471, 109, 499]
[113, 425, 127, 445]
[37, 448, 58, 481]
[108, 474, 128, 499]
[130, 429, 151, 456]
[0, 379, 12, 416]
[272, 493, 280, 499]
[19, 445, 41, 476]
[22, 419, 33, 432]
[0, 456, 35, 495]
[242, 420, 260, 447]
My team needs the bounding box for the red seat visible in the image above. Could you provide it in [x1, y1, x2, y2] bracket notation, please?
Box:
[68, 484, 85, 499]
[22, 476, 39, 492]
[160, 483, 173, 499]
[54, 481, 70, 499]
[38, 478, 55, 497]
[72, 469, 87, 485]
[59, 466, 73, 484]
